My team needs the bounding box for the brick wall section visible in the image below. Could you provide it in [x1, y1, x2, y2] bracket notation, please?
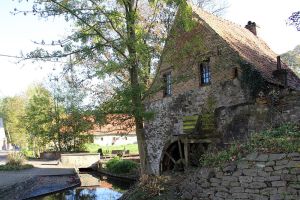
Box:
[179, 152, 300, 200]
[147, 16, 241, 102]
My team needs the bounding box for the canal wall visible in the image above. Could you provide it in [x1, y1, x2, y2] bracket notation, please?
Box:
[179, 152, 300, 199]
[60, 153, 100, 169]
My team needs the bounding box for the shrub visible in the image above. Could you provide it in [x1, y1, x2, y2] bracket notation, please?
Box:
[21, 149, 35, 158]
[6, 152, 25, 166]
[106, 157, 138, 174]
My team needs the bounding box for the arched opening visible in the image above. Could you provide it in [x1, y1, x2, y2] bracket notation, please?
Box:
[161, 141, 184, 172]
[161, 140, 210, 172]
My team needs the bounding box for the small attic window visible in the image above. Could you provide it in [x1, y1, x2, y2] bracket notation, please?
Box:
[163, 72, 172, 97]
[199, 61, 211, 85]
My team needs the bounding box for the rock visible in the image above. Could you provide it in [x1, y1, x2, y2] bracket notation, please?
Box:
[230, 187, 244, 193]
[248, 182, 267, 189]
[256, 154, 269, 162]
[237, 161, 250, 169]
[271, 181, 286, 187]
[267, 176, 281, 181]
[245, 152, 258, 161]
[232, 192, 249, 199]
[239, 176, 253, 183]
[242, 169, 258, 176]
[269, 154, 286, 161]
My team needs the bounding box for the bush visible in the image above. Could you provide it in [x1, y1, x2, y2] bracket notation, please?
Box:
[106, 157, 138, 174]
[6, 152, 25, 166]
[21, 149, 35, 158]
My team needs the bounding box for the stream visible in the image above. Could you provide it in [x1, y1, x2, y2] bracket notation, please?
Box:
[34, 172, 135, 200]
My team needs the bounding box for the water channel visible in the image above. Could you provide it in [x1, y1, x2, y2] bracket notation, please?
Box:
[34, 172, 135, 200]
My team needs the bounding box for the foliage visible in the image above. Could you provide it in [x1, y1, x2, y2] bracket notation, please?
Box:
[240, 60, 267, 97]
[6, 152, 26, 166]
[106, 157, 138, 174]
[288, 11, 300, 31]
[199, 123, 300, 167]
[0, 96, 29, 148]
[21, 149, 36, 159]
[281, 45, 300, 77]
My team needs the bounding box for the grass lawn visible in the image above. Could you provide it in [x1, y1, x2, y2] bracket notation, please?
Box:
[84, 143, 139, 155]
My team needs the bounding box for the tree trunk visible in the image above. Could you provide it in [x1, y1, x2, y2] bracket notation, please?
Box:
[125, 0, 149, 174]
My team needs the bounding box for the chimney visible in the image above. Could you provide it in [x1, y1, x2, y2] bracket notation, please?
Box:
[273, 56, 288, 87]
[277, 56, 281, 69]
[245, 21, 257, 36]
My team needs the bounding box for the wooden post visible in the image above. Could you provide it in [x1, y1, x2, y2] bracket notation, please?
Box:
[184, 140, 189, 168]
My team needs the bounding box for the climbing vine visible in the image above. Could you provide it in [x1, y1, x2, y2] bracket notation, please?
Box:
[239, 60, 268, 98]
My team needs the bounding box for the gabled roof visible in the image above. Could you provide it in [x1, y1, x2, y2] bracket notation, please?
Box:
[189, 3, 300, 90]
[88, 114, 135, 136]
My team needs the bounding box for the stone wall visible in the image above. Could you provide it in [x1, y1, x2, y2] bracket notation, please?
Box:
[179, 152, 300, 200]
[144, 89, 300, 175]
[60, 153, 100, 169]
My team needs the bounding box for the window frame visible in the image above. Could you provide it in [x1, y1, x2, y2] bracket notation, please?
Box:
[163, 71, 172, 97]
[199, 60, 211, 86]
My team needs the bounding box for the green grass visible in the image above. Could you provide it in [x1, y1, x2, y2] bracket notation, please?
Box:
[0, 164, 33, 171]
[84, 143, 139, 155]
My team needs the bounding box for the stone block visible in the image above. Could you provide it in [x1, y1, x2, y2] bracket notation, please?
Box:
[248, 194, 268, 200]
[243, 169, 258, 176]
[248, 182, 267, 189]
[237, 161, 250, 169]
[265, 161, 275, 167]
[290, 168, 300, 175]
[289, 183, 300, 189]
[232, 170, 242, 177]
[260, 187, 278, 195]
[222, 176, 238, 182]
[269, 154, 286, 161]
[229, 181, 240, 187]
[264, 167, 274, 172]
[239, 176, 253, 183]
[258, 171, 270, 177]
[232, 192, 249, 199]
[253, 176, 266, 182]
[245, 188, 259, 194]
[230, 187, 244, 193]
[245, 152, 258, 161]
[256, 154, 269, 162]
[210, 178, 221, 183]
[287, 152, 300, 158]
[271, 181, 286, 187]
[201, 181, 210, 188]
[276, 159, 289, 166]
[267, 176, 281, 181]
[281, 174, 297, 182]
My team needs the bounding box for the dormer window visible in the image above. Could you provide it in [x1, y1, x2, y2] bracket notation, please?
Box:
[200, 61, 211, 85]
[163, 72, 172, 97]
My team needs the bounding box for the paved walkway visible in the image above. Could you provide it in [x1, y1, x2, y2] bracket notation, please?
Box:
[0, 152, 75, 189]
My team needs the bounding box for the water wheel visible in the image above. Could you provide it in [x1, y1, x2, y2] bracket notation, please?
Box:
[161, 140, 185, 172]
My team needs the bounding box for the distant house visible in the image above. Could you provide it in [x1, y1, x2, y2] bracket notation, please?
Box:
[88, 115, 137, 146]
[0, 118, 7, 150]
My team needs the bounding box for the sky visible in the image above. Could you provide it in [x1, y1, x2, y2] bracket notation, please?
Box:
[0, 0, 299, 97]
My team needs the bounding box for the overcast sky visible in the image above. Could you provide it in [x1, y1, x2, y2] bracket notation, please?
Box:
[0, 0, 299, 97]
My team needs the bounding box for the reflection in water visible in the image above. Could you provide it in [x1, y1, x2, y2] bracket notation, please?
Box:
[40, 187, 122, 200]
[36, 172, 135, 200]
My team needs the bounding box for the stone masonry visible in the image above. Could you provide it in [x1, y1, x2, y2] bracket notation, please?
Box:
[179, 152, 300, 200]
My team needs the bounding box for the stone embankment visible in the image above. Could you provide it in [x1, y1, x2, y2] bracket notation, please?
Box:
[180, 152, 300, 200]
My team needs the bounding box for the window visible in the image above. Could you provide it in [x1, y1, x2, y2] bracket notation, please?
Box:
[163, 72, 172, 96]
[200, 62, 211, 85]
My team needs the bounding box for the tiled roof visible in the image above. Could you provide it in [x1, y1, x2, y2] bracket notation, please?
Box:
[189, 3, 300, 90]
[88, 114, 135, 136]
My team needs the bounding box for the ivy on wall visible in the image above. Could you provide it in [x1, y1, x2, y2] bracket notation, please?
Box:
[240, 60, 267, 98]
